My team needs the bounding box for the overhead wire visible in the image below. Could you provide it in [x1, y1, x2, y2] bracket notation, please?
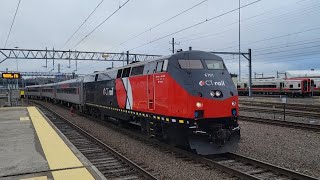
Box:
[179, 1, 320, 47]
[77, 0, 207, 71]
[4, 0, 22, 48]
[215, 26, 320, 52]
[107, 0, 208, 51]
[72, 0, 131, 49]
[62, 0, 105, 49]
[128, 0, 262, 51]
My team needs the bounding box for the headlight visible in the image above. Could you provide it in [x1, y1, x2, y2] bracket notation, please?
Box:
[196, 102, 203, 108]
[215, 90, 222, 97]
[232, 101, 237, 106]
[210, 91, 215, 97]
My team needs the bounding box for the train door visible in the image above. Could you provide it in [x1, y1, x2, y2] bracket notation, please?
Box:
[147, 62, 157, 110]
[311, 79, 314, 96]
[303, 80, 308, 92]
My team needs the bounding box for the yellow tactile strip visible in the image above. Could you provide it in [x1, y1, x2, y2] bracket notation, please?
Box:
[20, 176, 47, 180]
[52, 168, 96, 180]
[27, 107, 94, 180]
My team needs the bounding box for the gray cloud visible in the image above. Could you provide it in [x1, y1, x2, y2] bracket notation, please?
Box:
[0, 0, 319, 77]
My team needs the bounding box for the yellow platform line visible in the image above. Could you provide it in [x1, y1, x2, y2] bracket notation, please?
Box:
[27, 107, 94, 180]
[21, 176, 47, 180]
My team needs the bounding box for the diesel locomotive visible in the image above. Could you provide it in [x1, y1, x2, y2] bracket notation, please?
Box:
[26, 50, 240, 154]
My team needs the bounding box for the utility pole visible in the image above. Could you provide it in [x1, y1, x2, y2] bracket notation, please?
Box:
[169, 38, 180, 53]
[126, 51, 129, 65]
[238, 0, 241, 81]
[171, 38, 174, 53]
[248, 49, 252, 97]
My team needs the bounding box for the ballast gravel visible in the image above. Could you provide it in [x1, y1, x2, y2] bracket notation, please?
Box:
[43, 102, 232, 180]
[41, 102, 320, 179]
[235, 120, 320, 178]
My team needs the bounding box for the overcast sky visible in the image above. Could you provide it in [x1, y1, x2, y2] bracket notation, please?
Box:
[0, 0, 320, 77]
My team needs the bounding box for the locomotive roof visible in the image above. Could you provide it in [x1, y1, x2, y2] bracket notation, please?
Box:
[89, 50, 223, 76]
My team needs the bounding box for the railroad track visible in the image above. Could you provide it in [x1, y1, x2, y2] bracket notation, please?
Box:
[204, 153, 316, 180]
[240, 106, 320, 119]
[31, 101, 318, 180]
[240, 101, 320, 113]
[239, 116, 320, 132]
[33, 102, 157, 180]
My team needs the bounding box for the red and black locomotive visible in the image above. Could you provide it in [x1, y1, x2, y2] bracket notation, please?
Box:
[26, 50, 240, 154]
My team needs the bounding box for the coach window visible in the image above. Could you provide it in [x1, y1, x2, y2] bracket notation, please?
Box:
[298, 83, 300, 87]
[117, 69, 123, 78]
[290, 85, 293, 88]
[131, 65, 144, 76]
[244, 83, 247, 88]
[122, 67, 131, 77]
[178, 60, 203, 69]
[156, 61, 163, 72]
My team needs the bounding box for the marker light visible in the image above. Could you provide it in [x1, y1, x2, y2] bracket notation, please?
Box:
[215, 90, 222, 97]
[196, 102, 203, 108]
[232, 101, 237, 106]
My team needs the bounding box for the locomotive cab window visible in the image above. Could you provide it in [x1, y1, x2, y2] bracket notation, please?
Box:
[122, 67, 131, 78]
[147, 62, 157, 74]
[205, 60, 225, 69]
[178, 59, 203, 69]
[156, 61, 163, 72]
[117, 69, 123, 78]
[131, 65, 144, 76]
[162, 60, 168, 72]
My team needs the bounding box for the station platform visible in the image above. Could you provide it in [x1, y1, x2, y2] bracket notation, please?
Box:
[0, 107, 105, 180]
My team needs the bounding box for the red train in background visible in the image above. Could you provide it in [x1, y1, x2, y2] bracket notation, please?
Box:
[26, 50, 240, 154]
[237, 77, 314, 97]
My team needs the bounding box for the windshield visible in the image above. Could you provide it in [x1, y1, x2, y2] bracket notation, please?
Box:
[178, 60, 204, 69]
[205, 60, 225, 70]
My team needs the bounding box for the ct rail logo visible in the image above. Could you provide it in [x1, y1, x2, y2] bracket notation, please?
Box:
[199, 80, 226, 86]
[103, 87, 114, 96]
[199, 80, 205, 86]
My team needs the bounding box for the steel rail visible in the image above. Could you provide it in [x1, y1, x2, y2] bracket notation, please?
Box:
[31, 100, 318, 180]
[239, 116, 320, 132]
[205, 153, 317, 180]
[32, 101, 157, 180]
